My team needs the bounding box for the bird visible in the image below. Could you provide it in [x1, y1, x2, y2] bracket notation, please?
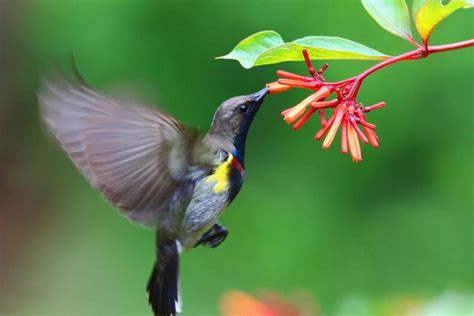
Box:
[38, 67, 268, 316]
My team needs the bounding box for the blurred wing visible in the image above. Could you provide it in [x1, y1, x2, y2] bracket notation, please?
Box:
[39, 71, 198, 227]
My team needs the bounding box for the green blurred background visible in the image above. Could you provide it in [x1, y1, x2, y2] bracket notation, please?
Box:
[0, 0, 473, 315]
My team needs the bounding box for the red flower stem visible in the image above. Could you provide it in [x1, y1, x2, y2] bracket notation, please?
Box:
[347, 39, 474, 99]
[302, 49, 316, 78]
[333, 78, 355, 89]
[318, 64, 329, 74]
[293, 107, 317, 130]
[364, 102, 385, 112]
[341, 117, 348, 154]
[315, 107, 338, 140]
[350, 119, 369, 144]
[356, 118, 376, 129]
[319, 109, 326, 126]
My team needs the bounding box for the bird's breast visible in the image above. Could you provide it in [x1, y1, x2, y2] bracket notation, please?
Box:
[178, 154, 244, 248]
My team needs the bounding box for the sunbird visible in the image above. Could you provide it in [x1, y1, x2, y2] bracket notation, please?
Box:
[38, 69, 267, 316]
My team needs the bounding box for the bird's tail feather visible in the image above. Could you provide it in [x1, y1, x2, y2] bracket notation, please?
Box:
[147, 238, 181, 316]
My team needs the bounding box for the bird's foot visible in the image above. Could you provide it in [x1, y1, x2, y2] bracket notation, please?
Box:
[194, 223, 228, 248]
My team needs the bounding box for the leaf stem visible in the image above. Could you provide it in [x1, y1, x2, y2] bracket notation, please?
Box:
[405, 35, 423, 49]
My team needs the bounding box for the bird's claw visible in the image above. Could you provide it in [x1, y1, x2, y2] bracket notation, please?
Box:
[194, 223, 228, 248]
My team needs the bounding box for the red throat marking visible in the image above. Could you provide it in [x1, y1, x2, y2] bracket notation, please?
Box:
[231, 157, 245, 176]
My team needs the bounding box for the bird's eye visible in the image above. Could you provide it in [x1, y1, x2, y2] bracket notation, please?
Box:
[239, 104, 249, 113]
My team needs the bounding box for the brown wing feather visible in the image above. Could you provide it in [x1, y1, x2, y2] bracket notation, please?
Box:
[39, 71, 198, 227]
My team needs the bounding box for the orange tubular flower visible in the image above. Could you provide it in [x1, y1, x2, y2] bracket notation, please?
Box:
[266, 81, 293, 94]
[313, 101, 384, 162]
[347, 123, 362, 162]
[322, 104, 345, 149]
[281, 86, 331, 124]
[269, 48, 386, 163]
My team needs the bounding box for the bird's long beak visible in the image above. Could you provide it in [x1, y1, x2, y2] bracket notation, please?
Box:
[253, 87, 268, 103]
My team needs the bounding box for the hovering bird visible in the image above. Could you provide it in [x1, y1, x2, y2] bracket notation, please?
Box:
[38, 68, 267, 316]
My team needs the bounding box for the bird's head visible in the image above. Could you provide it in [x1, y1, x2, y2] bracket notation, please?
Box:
[207, 88, 267, 162]
[210, 88, 268, 138]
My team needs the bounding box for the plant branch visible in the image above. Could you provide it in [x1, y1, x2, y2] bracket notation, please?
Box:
[428, 39, 474, 54]
[347, 39, 474, 98]
[271, 38, 473, 162]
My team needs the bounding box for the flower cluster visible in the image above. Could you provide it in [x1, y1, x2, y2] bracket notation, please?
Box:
[266, 49, 385, 163]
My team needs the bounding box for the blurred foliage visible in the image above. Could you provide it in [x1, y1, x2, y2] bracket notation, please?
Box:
[218, 290, 474, 316]
[1, 0, 473, 315]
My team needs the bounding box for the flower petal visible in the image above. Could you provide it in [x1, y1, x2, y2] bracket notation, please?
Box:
[348, 123, 362, 162]
[319, 109, 327, 126]
[266, 81, 292, 94]
[357, 118, 376, 129]
[323, 107, 345, 149]
[364, 127, 380, 148]
[350, 119, 369, 144]
[282, 87, 331, 124]
[315, 107, 338, 140]
[282, 102, 309, 124]
[364, 101, 386, 112]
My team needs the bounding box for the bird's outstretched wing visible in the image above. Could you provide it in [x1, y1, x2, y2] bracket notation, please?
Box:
[39, 70, 202, 227]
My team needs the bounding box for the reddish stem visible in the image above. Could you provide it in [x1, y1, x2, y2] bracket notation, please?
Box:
[405, 35, 423, 49]
[429, 39, 474, 54]
[319, 109, 326, 126]
[347, 39, 474, 99]
[341, 117, 348, 154]
[293, 107, 317, 130]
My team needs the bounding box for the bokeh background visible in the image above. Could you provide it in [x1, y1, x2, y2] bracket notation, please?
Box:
[1, 1, 473, 315]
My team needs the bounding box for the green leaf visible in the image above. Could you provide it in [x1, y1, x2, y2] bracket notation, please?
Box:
[218, 32, 390, 69]
[361, 0, 413, 42]
[412, 0, 473, 44]
[216, 30, 284, 69]
[254, 37, 389, 67]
